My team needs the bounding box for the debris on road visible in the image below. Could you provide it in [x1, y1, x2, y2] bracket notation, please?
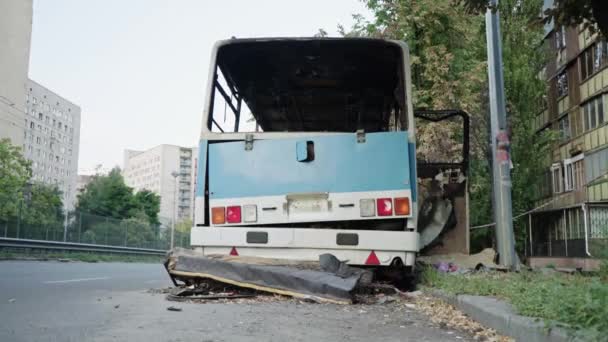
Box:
[166, 306, 182, 312]
[166, 279, 258, 302]
[418, 248, 499, 274]
[114, 304, 120, 309]
[415, 295, 513, 342]
[8, 298, 16, 303]
[165, 248, 372, 304]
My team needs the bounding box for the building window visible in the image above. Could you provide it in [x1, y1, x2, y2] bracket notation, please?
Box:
[558, 114, 570, 140]
[551, 163, 563, 194]
[585, 147, 608, 183]
[555, 26, 566, 50]
[564, 154, 584, 191]
[557, 71, 568, 98]
[580, 40, 608, 81]
[30, 122, 34, 129]
[582, 95, 606, 131]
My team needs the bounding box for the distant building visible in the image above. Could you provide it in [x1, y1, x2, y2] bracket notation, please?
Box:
[0, 0, 33, 145]
[24, 79, 81, 210]
[122, 145, 197, 223]
[529, 18, 608, 259]
[76, 174, 94, 195]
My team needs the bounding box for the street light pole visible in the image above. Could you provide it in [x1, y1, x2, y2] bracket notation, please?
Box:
[171, 171, 179, 250]
[485, 0, 517, 269]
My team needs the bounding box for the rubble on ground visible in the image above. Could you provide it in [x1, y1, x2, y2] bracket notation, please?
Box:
[415, 295, 513, 342]
[417, 248, 499, 274]
[164, 249, 372, 304]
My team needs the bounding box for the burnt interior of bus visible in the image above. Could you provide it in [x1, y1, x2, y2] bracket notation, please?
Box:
[208, 39, 408, 133]
[202, 40, 469, 243]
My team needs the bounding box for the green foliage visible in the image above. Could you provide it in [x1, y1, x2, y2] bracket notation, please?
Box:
[422, 267, 608, 338]
[460, 0, 608, 38]
[133, 189, 161, 225]
[0, 139, 32, 220]
[84, 216, 157, 248]
[76, 168, 138, 219]
[76, 167, 161, 225]
[22, 183, 64, 226]
[353, 0, 555, 253]
[0, 139, 64, 234]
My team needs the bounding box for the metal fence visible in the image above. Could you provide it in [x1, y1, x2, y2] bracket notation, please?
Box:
[1, 211, 191, 251]
[527, 204, 608, 258]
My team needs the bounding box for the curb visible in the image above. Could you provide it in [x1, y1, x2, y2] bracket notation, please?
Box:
[426, 289, 579, 342]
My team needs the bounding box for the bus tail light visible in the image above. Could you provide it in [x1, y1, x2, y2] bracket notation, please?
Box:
[376, 198, 393, 216]
[359, 199, 375, 217]
[243, 205, 257, 222]
[226, 206, 241, 223]
[211, 207, 225, 224]
[394, 197, 410, 216]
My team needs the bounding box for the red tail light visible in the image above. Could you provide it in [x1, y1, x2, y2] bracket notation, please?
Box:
[376, 198, 393, 216]
[229, 247, 239, 256]
[365, 251, 381, 265]
[226, 206, 241, 223]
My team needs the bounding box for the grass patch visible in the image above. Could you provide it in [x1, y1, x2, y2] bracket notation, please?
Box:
[421, 267, 608, 339]
[0, 250, 164, 263]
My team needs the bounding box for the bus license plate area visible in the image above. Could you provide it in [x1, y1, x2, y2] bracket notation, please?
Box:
[285, 193, 330, 215]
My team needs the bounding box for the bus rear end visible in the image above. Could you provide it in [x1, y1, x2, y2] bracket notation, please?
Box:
[192, 38, 419, 267]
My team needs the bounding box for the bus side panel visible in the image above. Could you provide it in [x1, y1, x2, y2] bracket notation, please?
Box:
[207, 131, 412, 200]
[194, 139, 208, 226]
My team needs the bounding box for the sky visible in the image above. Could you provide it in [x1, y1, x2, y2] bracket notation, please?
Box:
[28, 0, 371, 174]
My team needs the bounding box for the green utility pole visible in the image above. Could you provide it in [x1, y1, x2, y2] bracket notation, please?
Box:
[485, 0, 517, 269]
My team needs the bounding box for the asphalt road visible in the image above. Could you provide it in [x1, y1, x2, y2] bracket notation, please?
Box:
[0, 260, 475, 342]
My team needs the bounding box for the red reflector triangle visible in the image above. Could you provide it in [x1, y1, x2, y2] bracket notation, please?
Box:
[229, 247, 239, 256]
[365, 251, 380, 265]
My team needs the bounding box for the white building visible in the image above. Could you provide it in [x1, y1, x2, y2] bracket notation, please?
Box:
[24, 79, 81, 210]
[0, 0, 33, 145]
[122, 145, 197, 223]
[76, 174, 94, 195]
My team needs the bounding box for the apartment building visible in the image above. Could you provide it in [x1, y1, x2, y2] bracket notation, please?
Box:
[122, 145, 197, 223]
[0, 0, 33, 145]
[529, 20, 608, 258]
[24, 79, 81, 210]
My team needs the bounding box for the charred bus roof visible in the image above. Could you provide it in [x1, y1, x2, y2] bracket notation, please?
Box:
[208, 38, 410, 133]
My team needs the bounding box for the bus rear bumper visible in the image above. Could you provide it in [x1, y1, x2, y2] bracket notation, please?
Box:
[191, 226, 419, 266]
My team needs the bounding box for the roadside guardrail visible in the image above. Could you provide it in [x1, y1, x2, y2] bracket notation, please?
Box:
[0, 237, 166, 256]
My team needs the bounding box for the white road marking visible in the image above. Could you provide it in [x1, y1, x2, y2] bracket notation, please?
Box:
[43, 277, 110, 284]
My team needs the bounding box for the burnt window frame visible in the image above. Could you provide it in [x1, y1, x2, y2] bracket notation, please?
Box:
[203, 39, 411, 135]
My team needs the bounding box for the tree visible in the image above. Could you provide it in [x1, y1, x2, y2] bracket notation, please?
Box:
[76, 168, 139, 220]
[75, 167, 161, 246]
[350, 0, 554, 252]
[133, 189, 161, 226]
[0, 139, 31, 221]
[461, 0, 608, 38]
[22, 184, 64, 226]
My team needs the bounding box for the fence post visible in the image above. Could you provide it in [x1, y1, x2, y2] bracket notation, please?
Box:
[16, 200, 22, 239]
[78, 212, 82, 243]
[45, 225, 49, 241]
[124, 224, 128, 247]
[105, 218, 109, 245]
[4, 221, 7, 238]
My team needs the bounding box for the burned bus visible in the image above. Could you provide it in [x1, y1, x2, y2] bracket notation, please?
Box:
[191, 38, 426, 269]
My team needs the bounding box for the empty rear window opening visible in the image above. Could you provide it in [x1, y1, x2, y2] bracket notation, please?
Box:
[207, 39, 408, 133]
